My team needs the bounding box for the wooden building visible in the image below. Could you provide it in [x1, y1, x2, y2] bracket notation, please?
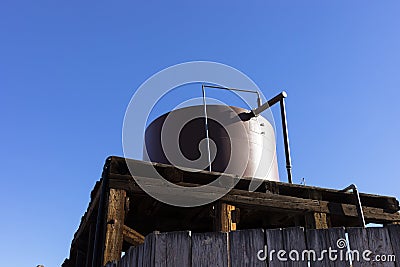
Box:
[62, 156, 400, 267]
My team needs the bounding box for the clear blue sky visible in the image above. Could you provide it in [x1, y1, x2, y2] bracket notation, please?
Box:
[1, 1, 399, 266]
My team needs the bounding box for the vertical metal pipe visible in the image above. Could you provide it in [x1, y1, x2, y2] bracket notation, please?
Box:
[201, 85, 212, 172]
[279, 98, 293, 184]
[256, 92, 262, 107]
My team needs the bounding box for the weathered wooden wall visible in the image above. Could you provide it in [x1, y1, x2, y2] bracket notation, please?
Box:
[105, 225, 400, 267]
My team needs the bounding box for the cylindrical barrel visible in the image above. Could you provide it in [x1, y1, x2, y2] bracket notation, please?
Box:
[143, 105, 279, 181]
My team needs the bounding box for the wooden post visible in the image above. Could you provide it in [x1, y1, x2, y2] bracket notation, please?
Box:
[214, 201, 237, 232]
[305, 212, 330, 229]
[103, 189, 127, 265]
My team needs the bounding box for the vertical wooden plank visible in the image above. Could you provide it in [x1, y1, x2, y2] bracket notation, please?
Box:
[265, 228, 284, 267]
[138, 232, 166, 267]
[103, 189, 127, 265]
[306, 227, 349, 266]
[127, 248, 134, 267]
[229, 228, 266, 267]
[368, 227, 396, 267]
[153, 233, 167, 267]
[85, 223, 95, 267]
[142, 233, 155, 267]
[75, 249, 86, 267]
[126, 246, 139, 267]
[166, 231, 191, 267]
[265, 227, 307, 267]
[121, 248, 131, 267]
[130, 246, 139, 267]
[117, 253, 124, 267]
[123, 225, 145, 246]
[129, 245, 139, 267]
[348, 227, 395, 267]
[282, 227, 308, 267]
[121, 250, 127, 267]
[347, 227, 366, 267]
[214, 202, 236, 232]
[137, 243, 145, 267]
[192, 232, 228, 267]
[387, 225, 400, 267]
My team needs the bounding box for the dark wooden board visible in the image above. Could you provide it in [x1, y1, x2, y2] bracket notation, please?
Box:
[107, 173, 400, 224]
[306, 227, 348, 266]
[283, 227, 308, 267]
[387, 225, 400, 267]
[264, 228, 284, 267]
[165, 231, 191, 267]
[191, 232, 228, 267]
[128, 246, 140, 267]
[348, 227, 395, 267]
[136, 243, 144, 267]
[139, 232, 167, 267]
[126, 246, 138, 267]
[107, 156, 399, 212]
[265, 227, 307, 267]
[229, 229, 266, 267]
[153, 232, 167, 267]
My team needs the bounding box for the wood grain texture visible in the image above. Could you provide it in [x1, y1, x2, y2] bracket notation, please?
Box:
[265, 228, 284, 267]
[229, 229, 265, 267]
[120, 248, 128, 267]
[348, 227, 395, 267]
[305, 212, 330, 229]
[108, 173, 400, 224]
[123, 225, 145, 246]
[120, 246, 137, 267]
[387, 225, 400, 267]
[85, 224, 95, 267]
[214, 202, 236, 232]
[108, 156, 399, 212]
[306, 227, 348, 266]
[103, 189, 127, 265]
[222, 190, 400, 223]
[191, 232, 228, 267]
[282, 227, 308, 267]
[129, 246, 139, 267]
[72, 180, 101, 246]
[136, 243, 144, 267]
[63, 156, 400, 266]
[142, 232, 157, 267]
[153, 232, 167, 267]
[265, 227, 307, 267]
[165, 231, 191, 267]
[100, 226, 400, 267]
